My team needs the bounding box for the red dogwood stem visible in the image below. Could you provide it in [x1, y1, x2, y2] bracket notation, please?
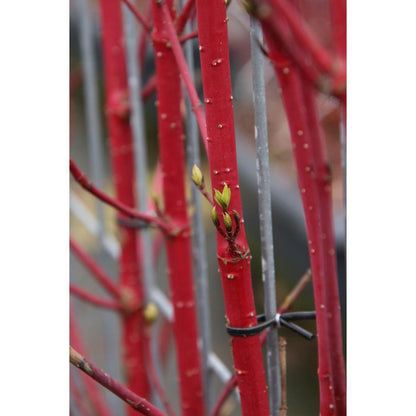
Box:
[70, 284, 122, 311]
[253, 2, 345, 98]
[70, 346, 166, 416]
[161, 4, 208, 151]
[70, 159, 170, 233]
[179, 30, 198, 44]
[264, 0, 334, 74]
[122, 0, 152, 33]
[262, 29, 337, 415]
[211, 269, 312, 416]
[195, 1, 270, 415]
[329, 0, 346, 60]
[175, 0, 195, 35]
[301, 83, 346, 415]
[70, 309, 114, 416]
[151, 1, 205, 415]
[142, 75, 157, 101]
[70, 238, 122, 299]
[144, 334, 176, 416]
[97, 0, 150, 404]
[70, 371, 91, 416]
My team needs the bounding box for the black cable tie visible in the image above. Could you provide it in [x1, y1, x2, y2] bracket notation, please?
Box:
[225, 311, 316, 340]
[117, 216, 152, 229]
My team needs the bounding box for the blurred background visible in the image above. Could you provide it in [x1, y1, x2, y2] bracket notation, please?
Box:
[70, 0, 345, 415]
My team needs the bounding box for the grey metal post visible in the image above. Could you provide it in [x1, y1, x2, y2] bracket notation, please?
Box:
[250, 16, 281, 415]
[76, 0, 105, 243]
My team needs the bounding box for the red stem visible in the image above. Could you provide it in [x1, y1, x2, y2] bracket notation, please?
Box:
[175, 0, 195, 35]
[151, 1, 206, 415]
[144, 334, 176, 416]
[70, 346, 166, 416]
[195, 1, 270, 415]
[162, 4, 208, 152]
[179, 29, 198, 43]
[70, 159, 171, 233]
[122, 0, 152, 33]
[262, 30, 337, 415]
[138, 1, 153, 71]
[211, 269, 312, 416]
[97, 0, 150, 404]
[70, 371, 92, 416]
[255, 3, 345, 98]
[70, 284, 122, 311]
[328, 0, 346, 60]
[70, 308, 114, 416]
[300, 83, 346, 416]
[70, 238, 122, 299]
[142, 75, 157, 101]
[264, 0, 336, 75]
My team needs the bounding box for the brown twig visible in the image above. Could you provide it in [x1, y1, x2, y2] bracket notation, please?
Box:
[279, 337, 288, 416]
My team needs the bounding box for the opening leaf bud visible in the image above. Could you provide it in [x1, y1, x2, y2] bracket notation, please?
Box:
[214, 184, 231, 211]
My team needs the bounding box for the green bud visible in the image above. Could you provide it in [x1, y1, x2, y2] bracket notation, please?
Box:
[211, 206, 220, 227]
[232, 209, 240, 223]
[221, 184, 231, 209]
[143, 302, 159, 325]
[223, 212, 233, 232]
[191, 164, 203, 187]
[214, 184, 231, 211]
[214, 189, 225, 210]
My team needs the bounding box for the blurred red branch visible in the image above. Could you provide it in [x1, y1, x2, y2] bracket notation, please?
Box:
[70, 284, 122, 311]
[70, 308, 115, 416]
[151, 0, 206, 414]
[70, 346, 166, 416]
[122, 0, 152, 33]
[70, 159, 171, 233]
[70, 238, 122, 299]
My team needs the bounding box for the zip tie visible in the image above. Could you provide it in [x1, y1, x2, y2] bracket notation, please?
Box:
[117, 216, 153, 229]
[226, 311, 316, 340]
[275, 313, 281, 328]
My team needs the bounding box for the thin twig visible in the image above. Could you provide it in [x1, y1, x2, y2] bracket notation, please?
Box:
[175, 0, 195, 35]
[70, 371, 92, 416]
[279, 338, 288, 416]
[279, 269, 312, 314]
[70, 307, 115, 416]
[122, 0, 152, 33]
[70, 159, 171, 233]
[179, 30, 198, 43]
[162, 3, 209, 153]
[70, 284, 122, 311]
[70, 238, 122, 299]
[144, 335, 177, 416]
[70, 347, 166, 416]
